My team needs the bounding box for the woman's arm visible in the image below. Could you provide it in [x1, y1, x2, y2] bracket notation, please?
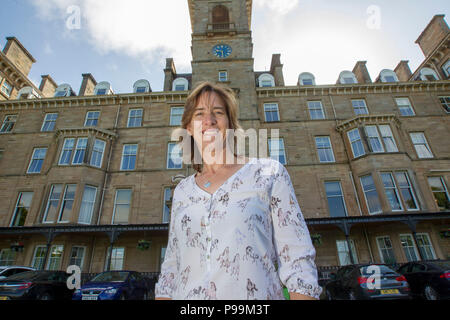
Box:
[289, 292, 318, 300]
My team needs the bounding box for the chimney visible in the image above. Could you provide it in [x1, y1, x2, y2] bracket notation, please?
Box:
[270, 54, 284, 86]
[79, 73, 97, 96]
[352, 61, 372, 84]
[164, 58, 177, 91]
[394, 61, 412, 82]
[415, 15, 449, 58]
[39, 75, 57, 98]
[3, 37, 36, 76]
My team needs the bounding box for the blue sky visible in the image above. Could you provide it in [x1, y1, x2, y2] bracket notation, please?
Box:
[0, 0, 448, 94]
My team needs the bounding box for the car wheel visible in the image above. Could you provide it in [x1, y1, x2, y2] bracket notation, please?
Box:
[38, 292, 53, 300]
[349, 291, 357, 300]
[424, 285, 439, 300]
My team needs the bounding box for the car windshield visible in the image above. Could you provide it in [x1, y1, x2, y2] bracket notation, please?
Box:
[432, 261, 450, 270]
[90, 272, 129, 282]
[2, 271, 48, 281]
[360, 265, 397, 275]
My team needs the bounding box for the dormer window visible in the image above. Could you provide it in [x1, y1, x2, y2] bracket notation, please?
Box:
[418, 67, 440, 81]
[54, 84, 75, 98]
[94, 82, 113, 95]
[299, 72, 316, 86]
[17, 86, 40, 99]
[339, 71, 358, 84]
[133, 79, 151, 93]
[172, 77, 188, 91]
[442, 60, 450, 78]
[258, 73, 275, 87]
[379, 69, 399, 83]
[1, 80, 12, 97]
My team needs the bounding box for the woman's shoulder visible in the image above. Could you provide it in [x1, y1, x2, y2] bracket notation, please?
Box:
[246, 157, 286, 178]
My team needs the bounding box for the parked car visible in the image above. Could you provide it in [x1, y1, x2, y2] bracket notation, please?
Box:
[0, 270, 74, 300]
[0, 266, 35, 280]
[324, 264, 411, 300]
[72, 271, 152, 300]
[396, 260, 450, 300]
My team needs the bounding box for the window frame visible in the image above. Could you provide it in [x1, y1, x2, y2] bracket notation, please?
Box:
[365, 126, 384, 153]
[410, 132, 433, 159]
[0, 115, 17, 133]
[324, 181, 348, 217]
[395, 97, 415, 117]
[127, 108, 143, 128]
[84, 111, 100, 127]
[347, 128, 365, 158]
[1, 80, 12, 97]
[380, 172, 403, 212]
[41, 113, 58, 132]
[399, 234, 420, 262]
[427, 176, 450, 211]
[360, 174, 382, 215]
[69, 246, 86, 270]
[376, 236, 397, 264]
[27, 148, 47, 174]
[162, 187, 173, 224]
[218, 71, 228, 82]
[268, 138, 287, 165]
[120, 144, 138, 171]
[46, 245, 64, 271]
[352, 99, 369, 115]
[31, 245, 47, 270]
[90, 139, 106, 168]
[169, 107, 184, 126]
[263, 103, 280, 122]
[57, 184, 77, 223]
[59, 138, 76, 166]
[336, 239, 358, 266]
[112, 189, 132, 224]
[10, 191, 34, 227]
[72, 138, 88, 165]
[105, 247, 125, 271]
[167, 142, 183, 170]
[415, 233, 437, 260]
[438, 96, 450, 113]
[78, 185, 97, 225]
[315, 136, 335, 163]
[308, 101, 325, 120]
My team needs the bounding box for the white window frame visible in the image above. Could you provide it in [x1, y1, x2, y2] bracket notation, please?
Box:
[0, 115, 17, 133]
[160, 247, 167, 270]
[72, 138, 88, 165]
[31, 245, 47, 270]
[415, 233, 437, 260]
[78, 185, 97, 225]
[258, 73, 275, 87]
[112, 189, 132, 224]
[69, 246, 86, 270]
[410, 132, 433, 159]
[84, 111, 100, 127]
[308, 101, 325, 120]
[263, 103, 280, 122]
[43, 184, 63, 223]
[427, 176, 450, 211]
[438, 96, 450, 113]
[268, 138, 287, 165]
[162, 187, 173, 224]
[442, 60, 450, 77]
[218, 71, 228, 82]
[27, 148, 47, 174]
[90, 139, 106, 168]
[379, 125, 398, 152]
[10, 191, 33, 227]
[172, 78, 188, 91]
[315, 136, 335, 163]
[365, 126, 384, 153]
[0, 249, 16, 266]
[324, 181, 348, 217]
[352, 99, 369, 115]
[380, 172, 403, 212]
[348, 128, 365, 158]
[360, 174, 382, 215]
[127, 109, 143, 127]
[170, 107, 184, 126]
[299, 72, 316, 86]
[380, 69, 399, 83]
[46, 245, 64, 271]
[133, 79, 150, 93]
[106, 247, 125, 271]
[395, 98, 415, 116]
[394, 171, 419, 211]
[419, 67, 439, 81]
[1, 80, 12, 97]
[57, 184, 76, 223]
[336, 240, 358, 266]
[167, 142, 183, 169]
[376, 236, 396, 264]
[120, 144, 138, 171]
[399, 234, 420, 262]
[339, 71, 357, 84]
[41, 113, 58, 132]
[59, 138, 75, 165]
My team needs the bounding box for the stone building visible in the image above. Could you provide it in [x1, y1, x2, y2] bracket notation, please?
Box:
[0, 0, 449, 281]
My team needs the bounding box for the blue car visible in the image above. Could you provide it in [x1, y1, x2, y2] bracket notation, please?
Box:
[73, 271, 152, 300]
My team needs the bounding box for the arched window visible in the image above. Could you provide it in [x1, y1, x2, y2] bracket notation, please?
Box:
[54, 84, 75, 98]
[258, 73, 275, 87]
[94, 82, 113, 95]
[338, 71, 358, 84]
[212, 5, 229, 28]
[298, 72, 316, 86]
[379, 69, 399, 83]
[442, 60, 450, 78]
[419, 67, 440, 81]
[18, 86, 40, 99]
[133, 79, 151, 93]
[172, 77, 189, 91]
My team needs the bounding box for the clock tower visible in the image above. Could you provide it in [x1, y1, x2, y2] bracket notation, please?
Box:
[188, 0, 259, 120]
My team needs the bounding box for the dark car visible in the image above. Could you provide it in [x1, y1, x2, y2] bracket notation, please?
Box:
[324, 264, 411, 300]
[396, 260, 450, 300]
[72, 271, 152, 300]
[0, 266, 35, 280]
[0, 270, 74, 300]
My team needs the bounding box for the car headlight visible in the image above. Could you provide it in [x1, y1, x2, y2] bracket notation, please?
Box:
[104, 288, 118, 294]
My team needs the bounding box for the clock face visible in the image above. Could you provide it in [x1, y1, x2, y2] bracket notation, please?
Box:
[212, 44, 232, 58]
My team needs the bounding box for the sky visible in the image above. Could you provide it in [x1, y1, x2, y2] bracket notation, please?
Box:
[0, 0, 449, 94]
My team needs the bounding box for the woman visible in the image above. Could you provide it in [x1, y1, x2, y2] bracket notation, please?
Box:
[155, 82, 322, 300]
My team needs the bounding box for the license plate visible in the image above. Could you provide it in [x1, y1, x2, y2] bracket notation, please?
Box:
[380, 289, 400, 295]
[82, 295, 98, 300]
[0, 296, 10, 300]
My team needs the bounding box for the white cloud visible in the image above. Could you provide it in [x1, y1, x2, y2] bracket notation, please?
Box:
[254, 0, 299, 15]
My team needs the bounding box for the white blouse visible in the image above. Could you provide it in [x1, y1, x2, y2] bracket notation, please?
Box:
[155, 158, 322, 300]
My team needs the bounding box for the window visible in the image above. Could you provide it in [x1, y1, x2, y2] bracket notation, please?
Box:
[31, 246, 47, 270]
[84, 111, 100, 127]
[170, 107, 184, 126]
[113, 189, 132, 224]
[419, 67, 439, 81]
[399, 234, 419, 262]
[379, 125, 398, 152]
[96, 89, 107, 95]
[135, 87, 147, 93]
[339, 71, 357, 85]
[376, 237, 396, 264]
[133, 79, 151, 93]
[258, 74, 275, 87]
[352, 100, 369, 115]
[360, 175, 382, 214]
[47, 245, 64, 270]
[379, 69, 399, 83]
[41, 113, 58, 132]
[308, 101, 325, 120]
[78, 186, 97, 224]
[121, 144, 138, 171]
[315, 136, 335, 163]
[172, 78, 188, 91]
[219, 71, 228, 82]
[428, 177, 450, 211]
[43, 184, 63, 223]
[365, 126, 384, 153]
[59, 138, 75, 165]
[381, 173, 402, 211]
[58, 184, 76, 222]
[268, 138, 286, 165]
[163, 187, 173, 223]
[299, 72, 316, 86]
[10, 192, 33, 227]
[384, 76, 396, 82]
[336, 240, 358, 266]
[27, 148, 47, 173]
[69, 247, 86, 269]
[90, 139, 106, 168]
[416, 233, 436, 260]
[1, 80, 12, 97]
[443, 60, 450, 77]
[348, 129, 365, 158]
[438, 97, 450, 113]
[302, 79, 313, 85]
[127, 109, 143, 127]
[72, 138, 88, 165]
[167, 142, 183, 169]
[394, 172, 419, 210]
[263, 103, 280, 122]
[107, 247, 125, 271]
[395, 98, 415, 116]
[410, 132, 433, 158]
[0, 249, 15, 266]
[1, 115, 17, 133]
[54, 90, 68, 97]
[160, 247, 167, 270]
[325, 182, 347, 217]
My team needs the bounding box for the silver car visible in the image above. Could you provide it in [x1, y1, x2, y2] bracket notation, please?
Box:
[0, 266, 35, 280]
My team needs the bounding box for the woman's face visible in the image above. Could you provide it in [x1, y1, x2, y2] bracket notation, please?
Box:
[187, 91, 230, 154]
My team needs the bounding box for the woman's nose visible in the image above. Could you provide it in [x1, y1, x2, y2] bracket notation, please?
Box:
[203, 112, 217, 125]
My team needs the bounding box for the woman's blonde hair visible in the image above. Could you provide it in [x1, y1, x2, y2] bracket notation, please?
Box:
[180, 81, 242, 173]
